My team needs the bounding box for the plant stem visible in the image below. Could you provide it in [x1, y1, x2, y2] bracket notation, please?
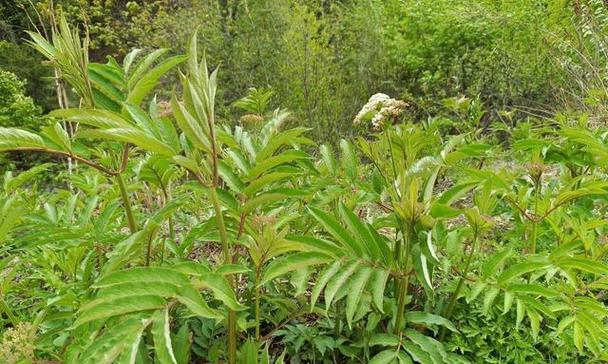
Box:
[441, 229, 479, 340]
[394, 224, 413, 335]
[254, 267, 261, 340]
[529, 183, 540, 254]
[208, 186, 237, 362]
[145, 232, 154, 266]
[116, 173, 137, 233]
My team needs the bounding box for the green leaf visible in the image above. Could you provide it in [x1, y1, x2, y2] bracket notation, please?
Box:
[402, 340, 432, 364]
[242, 188, 306, 214]
[79, 314, 150, 364]
[262, 252, 331, 284]
[497, 259, 550, 284]
[404, 329, 445, 364]
[128, 49, 168, 86]
[369, 350, 397, 364]
[128, 55, 187, 105]
[573, 321, 584, 352]
[171, 95, 211, 152]
[197, 273, 245, 311]
[371, 269, 390, 312]
[74, 295, 165, 328]
[340, 139, 358, 181]
[345, 266, 373, 327]
[404, 311, 457, 332]
[338, 203, 380, 260]
[324, 261, 359, 309]
[369, 333, 400, 347]
[557, 257, 608, 275]
[123, 48, 143, 75]
[308, 206, 365, 257]
[429, 203, 461, 218]
[152, 309, 178, 364]
[96, 282, 180, 300]
[244, 172, 299, 197]
[173, 323, 191, 364]
[246, 150, 309, 181]
[0, 127, 47, 151]
[482, 248, 512, 278]
[176, 285, 222, 320]
[310, 261, 342, 309]
[420, 253, 433, 290]
[516, 299, 525, 329]
[482, 287, 500, 315]
[50, 108, 131, 128]
[320, 144, 337, 175]
[219, 161, 245, 193]
[77, 128, 176, 156]
[507, 283, 559, 298]
[41, 123, 72, 151]
[95, 267, 190, 289]
[255, 127, 309, 162]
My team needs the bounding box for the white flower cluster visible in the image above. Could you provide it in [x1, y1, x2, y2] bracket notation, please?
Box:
[353, 93, 408, 130]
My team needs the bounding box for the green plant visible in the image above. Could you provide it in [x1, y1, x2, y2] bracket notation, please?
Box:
[1, 11, 608, 364]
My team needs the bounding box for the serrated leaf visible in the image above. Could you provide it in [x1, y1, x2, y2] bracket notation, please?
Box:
[0, 127, 47, 151]
[79, 315, 150, 364]
[308, 206, 365, 257]
[128, 55, 186, 105]
[262, 252, 331, 284]
[369, 333, 400, 347]
[152, 308, 178, 364]
[404, 311, 457, 332]
[482, 248, 512, 278]
[176, 285, 222, 320]
[345, 266, 373, 327]
[507, 283, 559, 297]
[74, 295, 165, 328]
[95, 267, 190, 288]
[497, 259, 550, 284]
[369, 350, 397, 364]
[310, 261, 342, 309]
[557, 257, 608, 275]
[324, 261, 359, 309]
[371, 269, 390, 312]
[482, 287, 500, 315]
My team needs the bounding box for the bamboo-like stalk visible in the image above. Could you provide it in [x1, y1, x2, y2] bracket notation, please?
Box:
[393, 224, 413, 335]
[206, 99, 237, 363]
[529, 182, 540, 254]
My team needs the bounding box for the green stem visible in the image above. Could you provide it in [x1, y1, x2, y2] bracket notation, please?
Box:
[529, 183, 540, 254]
[208, 186, 237, 362]
[394, 224, 413, 335]
[254, 268, 261, 340]
[441, 230, 479, 340]
[116, 173, 137, 233]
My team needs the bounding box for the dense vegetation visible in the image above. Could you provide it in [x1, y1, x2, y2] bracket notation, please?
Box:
[2, 1, 608, 363]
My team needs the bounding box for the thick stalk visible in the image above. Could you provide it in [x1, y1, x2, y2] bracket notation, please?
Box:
[206, 69, 236, 363]
[441, 230, 479, 339]
[254, 267, 261, 340]
[208, 186, 236, 362]
[529, 183, 540, 254]
[394, 224, 413, 334]
[116, 173, 137, 233]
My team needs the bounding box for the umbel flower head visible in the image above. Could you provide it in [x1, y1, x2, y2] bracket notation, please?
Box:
[0, 322, 35, 363]
[354, 93, 408, 130]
